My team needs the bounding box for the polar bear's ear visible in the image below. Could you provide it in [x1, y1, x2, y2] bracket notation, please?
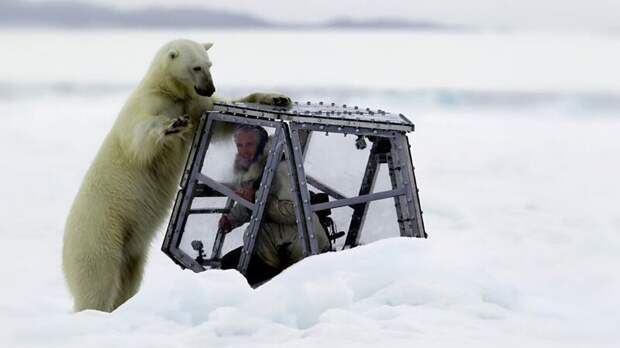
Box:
[168, 49, 179, 59]
[203, 42, 214, 51]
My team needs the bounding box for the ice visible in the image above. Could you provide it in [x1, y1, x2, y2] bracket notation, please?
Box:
[1, 29, 619, 347]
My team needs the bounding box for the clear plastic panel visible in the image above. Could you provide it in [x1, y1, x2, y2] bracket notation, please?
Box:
[304, 134, 399, 247]
[191, 196, 228, 209]
[357, 164, 399, 245]
[304, 132, 371, 198]
[178, 211, 219, 261]
[200, 120, 277, 187]
[323, 205, 352, 250]
[178, 120, 279, 264]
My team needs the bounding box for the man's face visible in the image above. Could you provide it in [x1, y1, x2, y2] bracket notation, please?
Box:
[235, 130, 259, 169]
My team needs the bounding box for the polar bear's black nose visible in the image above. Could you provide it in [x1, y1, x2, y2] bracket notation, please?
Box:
[195, 85, 215, 97]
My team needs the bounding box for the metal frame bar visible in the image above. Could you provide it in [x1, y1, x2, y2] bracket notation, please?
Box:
[343, 141, 382, 248]
[209, 198, 235, 261]
[162, 113, 218, 272]
[213, 102, 415, 132]
[289, 122, 321, 255]
[392, 135, 413, 237]
[189, 208, 229, 215]
[192, 183, 224, 197]
[311, 188, 405, 212]
[286, 116, 412, 132]
[180, 107, 211, 188]
[306, 175, 348, 201]
[392, 134, 427, 238]
[299, 128, 312, 162]
[294, 122, 399, 139]
[197, 173, 255, 210]
[387, 152, 406, 237]
[162, 190, 188, 268]
[282, 125, 312, 258]
[237, 126, 285, 273]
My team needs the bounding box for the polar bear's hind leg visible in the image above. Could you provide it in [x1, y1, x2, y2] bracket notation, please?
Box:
[68, 252, 123, 312]
[112, 251, 148, 310]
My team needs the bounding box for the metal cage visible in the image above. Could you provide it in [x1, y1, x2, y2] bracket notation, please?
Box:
[162, 101, 426, 275]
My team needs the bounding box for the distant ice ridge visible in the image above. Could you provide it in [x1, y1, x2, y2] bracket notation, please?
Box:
[2, 81, 620, 116]
[3, 30, 620, 93]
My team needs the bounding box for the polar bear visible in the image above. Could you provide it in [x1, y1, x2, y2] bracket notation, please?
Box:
[62, 39, 291, 312]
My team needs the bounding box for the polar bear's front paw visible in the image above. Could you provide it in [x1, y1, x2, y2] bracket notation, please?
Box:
[270, 95, 292, 107]
[164, 115, 190, 135]
[250, 93, 292, 108]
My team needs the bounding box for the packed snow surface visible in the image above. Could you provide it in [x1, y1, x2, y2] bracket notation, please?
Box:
[0, 30, 619, 347]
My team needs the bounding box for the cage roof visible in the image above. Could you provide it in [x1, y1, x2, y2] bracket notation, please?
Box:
[213, 101, 415, 132]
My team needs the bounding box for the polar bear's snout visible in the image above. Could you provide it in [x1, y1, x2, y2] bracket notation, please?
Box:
[194, 70, 215, 96]
[195, 82, 215, 97]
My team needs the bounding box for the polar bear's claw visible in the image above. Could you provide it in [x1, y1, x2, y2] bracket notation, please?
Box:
[164, 115, 190, 135]
[273, 96, 292, 107]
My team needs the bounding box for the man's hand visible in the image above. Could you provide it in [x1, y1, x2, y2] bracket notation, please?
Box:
[218, 215, 232, 233]
[236, 185, 256, 202]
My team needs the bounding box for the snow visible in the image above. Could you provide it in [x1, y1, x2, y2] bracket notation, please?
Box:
[1, 29, 619, 347]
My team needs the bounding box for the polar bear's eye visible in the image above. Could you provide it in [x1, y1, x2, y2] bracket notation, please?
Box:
[193, 66, 202, 72]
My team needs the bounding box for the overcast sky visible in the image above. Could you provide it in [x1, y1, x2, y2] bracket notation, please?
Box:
[28, 0, 620, 31]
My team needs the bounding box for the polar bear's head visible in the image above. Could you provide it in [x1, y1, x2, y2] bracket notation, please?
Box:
[154, 39, 216, 98]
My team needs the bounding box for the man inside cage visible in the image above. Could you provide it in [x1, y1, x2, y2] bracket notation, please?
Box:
[218, 125, 330, 285]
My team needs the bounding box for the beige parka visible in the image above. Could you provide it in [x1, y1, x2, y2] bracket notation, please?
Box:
[225, 139, 330, 269]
